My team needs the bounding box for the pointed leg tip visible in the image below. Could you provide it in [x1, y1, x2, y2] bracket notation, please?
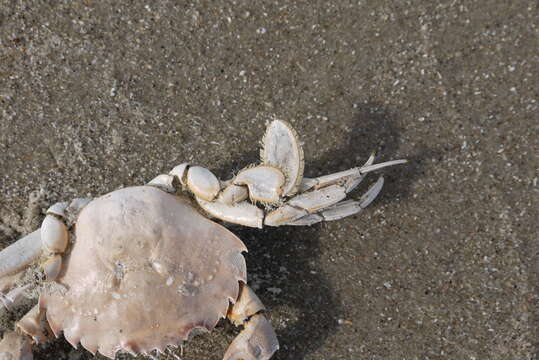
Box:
[359, 176, 385, 208]
[359, 159, 408, 174]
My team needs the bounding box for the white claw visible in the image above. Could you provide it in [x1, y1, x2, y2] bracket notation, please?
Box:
[360, 176, 385, 208]
[187, 166, 221, 201]
[41, 215, 68, 254]
[288, 199, 365, 225]
[0, 230, 42, 278]
[321, 200, 362, 221]
[287, 177, 386, 225]
[261, 120, 304, 196]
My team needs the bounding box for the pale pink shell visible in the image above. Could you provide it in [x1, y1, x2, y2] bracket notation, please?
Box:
[40, 186, 247, 358]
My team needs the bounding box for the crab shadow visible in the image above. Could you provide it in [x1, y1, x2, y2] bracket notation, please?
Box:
[213, 104, 421, 360]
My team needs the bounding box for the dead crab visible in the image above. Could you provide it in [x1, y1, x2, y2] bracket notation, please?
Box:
[0, 120, 406, 359]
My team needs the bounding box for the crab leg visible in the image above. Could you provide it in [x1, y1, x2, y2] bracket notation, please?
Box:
[299, 155, 406, 194]
[0, 200, 71, 279]
[223, 284, 279, 360]
[196, 197, 264, 228]
[0, 199, 84, 303]
[0, 302, 50, 360]
[0, 331, 33, 360]
[223, 315, 278, 360]
[167, 119, 406, 228]
[0, 230, 42, 278]
[166, 163, 266, 227]
[17, 303, 51, 343]
[287, 176, 386, 226]
[0, 272, 24, 293]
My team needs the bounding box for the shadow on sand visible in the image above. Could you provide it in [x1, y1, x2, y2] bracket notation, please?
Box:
[216, 103, 422, 360]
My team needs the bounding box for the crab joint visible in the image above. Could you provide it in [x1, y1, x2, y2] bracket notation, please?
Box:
[41, 215, 68, 254]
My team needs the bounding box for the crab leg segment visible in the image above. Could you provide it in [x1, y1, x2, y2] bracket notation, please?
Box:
[287, 176, 386, 226]
[38, 203, 73, 285]
[299, 152, 375, 193]
[41, 215, 68, 254]
[0, 272, 23, 293]
[299, 155, 406, 194]
[264, 184, 347, 226]
[261, 119, 304, 196]
[223, 315, 279, 360]
[218, 184, 249, 204]
[0, 303, 50, 360]
[0, 230, 42, 278]
[187, 166, 221, 201]
[234, 166, 285, 204]
[196, 197, 264, 228]
[0, 331, 33, 360]
[17, 304, 51, 343]
[169, 163, 223, 201]
[227, 283, 266, 326]
[224, 284, 279, 360]
[0, 200, 77, 308]
[42, 255, 62, 281]
[0, 284, 31, 311]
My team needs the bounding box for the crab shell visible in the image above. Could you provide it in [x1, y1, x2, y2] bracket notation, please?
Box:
[39, 186, 248, 358]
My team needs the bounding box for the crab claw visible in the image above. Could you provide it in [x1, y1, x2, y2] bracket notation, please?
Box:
[0, 331, 33, 360]
[223, 315, 279, 360]
[261, 119, 304, 196]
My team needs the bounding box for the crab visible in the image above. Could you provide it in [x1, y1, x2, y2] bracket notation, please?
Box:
[0, 119, 406, 360]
